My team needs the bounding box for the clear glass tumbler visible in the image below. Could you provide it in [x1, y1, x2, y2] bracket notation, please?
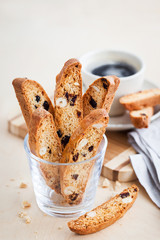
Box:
[24, 134, 107, 217]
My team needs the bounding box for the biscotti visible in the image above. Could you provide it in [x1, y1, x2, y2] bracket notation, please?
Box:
[68, 184, 139, 235]
[130, 107, 154, 128]
[60, 109, 109, 204]
[28, 108, 62, 193]
[12, 78, 54, 128]
[119, 88, 160, 111]
[54, 59, 83, 149]
[83, 75, 120, 117]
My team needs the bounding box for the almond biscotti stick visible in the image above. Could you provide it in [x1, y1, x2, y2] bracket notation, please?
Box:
[119, 88, 160, 111]
[12, 78, 54, 129]
[29, 108, 62, 193]
[60, 109, 109, 204]
[68, 184, 139, 235]
[83, 75, 120, 117]
[54, 59, 83, 149]
[130, 107, 154, 128]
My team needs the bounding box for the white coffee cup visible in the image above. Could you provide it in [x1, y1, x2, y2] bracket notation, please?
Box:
[79, 50, 145, 116]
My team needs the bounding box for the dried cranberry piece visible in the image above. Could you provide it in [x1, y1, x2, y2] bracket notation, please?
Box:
[69, 193, 79, 201]
[55, 182, 60, 191]
[134, 188, 138, 192]
[61, 135, 70, 147]
[120, 192, 130, 198]
[43, 101, 49, 111]
[101, 78, 109, 90]
[81, 153, 86, 157]
[35, 95, 40, 102]
[49, 149, 51, 154]
[57, 130, 62, 138]
[88, 146, 94, 152]
[34, 105, 38, 109]
[103, 82, 109, 89]
[140, 113, 146, 116]
[73, 153, 79, 162]
[71, 174, 79, 180]
[70, 95, 77, 106]
[77, 111, 81, 118]
[89, 97, 97, 108]
[65, 92, 69, 101]
[101, 78, 107, 81]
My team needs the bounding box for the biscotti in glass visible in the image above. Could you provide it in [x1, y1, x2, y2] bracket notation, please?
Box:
[24, 134, 107, 217]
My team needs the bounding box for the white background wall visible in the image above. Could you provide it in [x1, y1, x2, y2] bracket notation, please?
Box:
[1, 0, 160, 118]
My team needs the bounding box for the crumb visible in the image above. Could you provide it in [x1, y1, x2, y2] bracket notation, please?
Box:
[58, 226, 62, 230]
[19, 182, 27, 188]
[18, 211, 31, 224]
[17, 192, 20, 194]
[18, 211, 27, 218]
[22, 201, 31, 209]
[102, 178, 110, 188]
[5, 185, 9, 187]
[24, 215, 31, 224]
[43, 213, 47, 216]
[10, 179, 15, 181]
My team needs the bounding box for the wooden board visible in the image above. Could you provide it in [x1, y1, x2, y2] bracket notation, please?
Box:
[102, 131, 137, 182]
[8, 113, 137, 182]
[8, 113, 27, 138]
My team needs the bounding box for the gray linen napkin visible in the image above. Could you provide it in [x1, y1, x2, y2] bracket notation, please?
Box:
[128, 117, 160, 208]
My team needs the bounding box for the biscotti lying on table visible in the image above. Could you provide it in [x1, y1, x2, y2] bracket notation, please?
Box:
[12, 58, 120, 204]
[119, 88, 160, 110]
[119, 88, 160, 128]
[130, 107, 154, 128]
[68, 184, 139, 235]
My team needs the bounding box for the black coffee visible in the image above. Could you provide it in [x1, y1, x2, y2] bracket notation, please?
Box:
[91, 62, 136, 78]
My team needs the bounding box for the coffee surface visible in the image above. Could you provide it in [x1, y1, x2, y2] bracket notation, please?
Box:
[92, 62, 136, 77]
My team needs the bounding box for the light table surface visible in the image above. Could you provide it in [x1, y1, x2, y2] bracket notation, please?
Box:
[0, 0, 160, 239]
